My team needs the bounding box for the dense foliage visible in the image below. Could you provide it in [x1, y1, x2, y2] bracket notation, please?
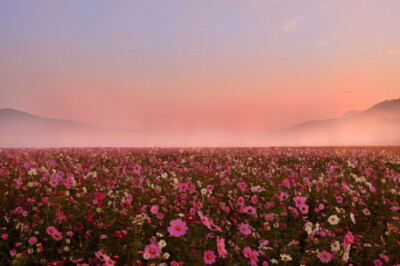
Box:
[0, 147, 400, 265]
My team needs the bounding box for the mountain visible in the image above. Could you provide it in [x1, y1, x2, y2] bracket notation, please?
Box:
[0, 108, 142, 147]
[341, 110, 361, 118]
[2, 98, 400, 147]
[269, 98, 400, 146]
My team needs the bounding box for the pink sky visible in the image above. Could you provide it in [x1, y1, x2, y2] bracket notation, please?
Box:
[1, 1, 400, 145]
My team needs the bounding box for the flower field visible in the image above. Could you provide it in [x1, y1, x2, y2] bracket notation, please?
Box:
[1, 147, 400, 265]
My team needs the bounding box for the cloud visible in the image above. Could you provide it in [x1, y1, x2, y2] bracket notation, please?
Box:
[316, 37, 338, 47]
[281, 16, 304, 32]
[386, 49, 400, 55]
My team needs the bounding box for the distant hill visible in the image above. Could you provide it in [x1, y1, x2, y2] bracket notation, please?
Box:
[269, 98, 400, 146]
[0, 108, 141, 147]
[2, 97, 400, 147]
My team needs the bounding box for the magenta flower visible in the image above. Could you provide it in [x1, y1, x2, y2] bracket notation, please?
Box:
[336, 195, 343, 204]
[282, 178, 291, 188]
[369, 185, 376, 193]
[144, 243, 160, 259]
[168, 219, 188, 237]
[277, 192, 289, 201]
[203, 250, 216, 265]
[379, 253, 389, 263]
[198, 211, 212, 230]
[238, 223, 251, 236]
[374, 259, 383, 266]
[46, 226, 57, 236]
[150, 205, 159, 215]
[53, 231, 63, 241]
[133, 164, 142, 175]
[319, 250, 333, 264]
[49, 179, 58, 188]
[156, 212, 164, 220]
[264, 213, 275, 221]
[299, 204, 309, 214]
[217, 237, 227, 258]
[28, 236, 38, 245]
[178, 182, 188, 192]
[293, 196, 306, 208]
[237, 196, 245, 206]
[243, 246, 259, 264]
[362, 208, 371, 216]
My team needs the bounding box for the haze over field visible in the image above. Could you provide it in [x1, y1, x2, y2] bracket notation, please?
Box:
[1, 1, 400, 146]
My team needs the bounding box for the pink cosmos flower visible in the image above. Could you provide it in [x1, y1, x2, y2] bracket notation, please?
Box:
[238, 223, 251, 236]
[344, 231, 355, 246]
[362, 208, 371, 216]
[156, 212, 164, 220]
[198, 211, 212, 230]
[150, 205, 159, 215]
[299, 204, 309, 214]
[319, 250, 333, 264]
[1, 233, 7, 240]
[237, 196, 245, 206]
[243, 246, 259, 264]
[133, 164, 142, 175]
[282, 178, 291, 188]
[28, 236, 38, 245]
[217, 237, 227, 258]
[264, 213, 275, 221]
[277, 192, 289, 201]
[243, 206, 257, 215]
[293, 196, 306, 208]
[168, 219, 188, 237]
[374, 259, 383, 266]
[49, 179, 58, 188]
[53, 231, 63, 241]
[144, 243, 160, 259]
[178, 183, 188, 192]
[336, 196, 343, 204]
[250, 195, 258, 204]
[46, 226, 57, 236]
[369, 185, 377, 193]
[203, 250, 216, 265]
[379, 253, 389, 263]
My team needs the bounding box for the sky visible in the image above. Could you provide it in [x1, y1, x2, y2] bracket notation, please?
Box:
[1, 0, 400, 146]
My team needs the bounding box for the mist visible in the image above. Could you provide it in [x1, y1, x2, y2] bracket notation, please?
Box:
[1, 98, 400, 147]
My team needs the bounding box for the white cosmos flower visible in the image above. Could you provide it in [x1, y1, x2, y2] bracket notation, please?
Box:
[328, 215, 340, 225]
[305, 226, 313, 235]
[159, 240, 167, 248]
[280, 254, 292, 261]
[330, 240, 341, 252]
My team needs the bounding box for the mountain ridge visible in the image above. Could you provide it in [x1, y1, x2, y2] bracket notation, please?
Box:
[270, 97, 400, 146]
[1, 97, 400, 147]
